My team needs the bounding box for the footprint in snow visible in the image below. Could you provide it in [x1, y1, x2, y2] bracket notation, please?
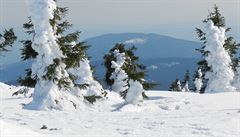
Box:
[116, 128, 133, 135]
[158, 105, 169, 110]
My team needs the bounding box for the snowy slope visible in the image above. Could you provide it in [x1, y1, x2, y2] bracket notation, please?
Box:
[0, 82, 239, 137]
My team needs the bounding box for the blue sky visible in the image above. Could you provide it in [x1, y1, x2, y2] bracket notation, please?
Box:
[0, 0, 239, 64]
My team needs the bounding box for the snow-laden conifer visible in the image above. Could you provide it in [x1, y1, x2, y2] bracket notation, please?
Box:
[0, 29, 17, 52]
[68, 59, 104, 98]
[110, 49, 129, 93]
[125, 80, 144, 104]
[177, 80, 182, 91]
[181, 81, 189, 92]
[194, 69, 203, 93]
[204, 21, 235, 93]
[25, 0, 74, 110]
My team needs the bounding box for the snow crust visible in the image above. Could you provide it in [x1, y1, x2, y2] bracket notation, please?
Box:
[204, 21, 236, 93]
[0, 120, 39, 137]
[1, 82, 240, 137]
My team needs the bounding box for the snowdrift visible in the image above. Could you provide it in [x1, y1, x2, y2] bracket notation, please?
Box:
[0, 82, 239, 137]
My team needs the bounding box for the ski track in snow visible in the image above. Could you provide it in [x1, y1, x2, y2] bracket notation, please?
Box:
[0, 83, 240, 137]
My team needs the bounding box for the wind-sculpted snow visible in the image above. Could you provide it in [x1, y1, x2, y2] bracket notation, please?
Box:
[68, 59, 104, 96]
[125, 80, 144, 104]
[1, 82, 240, 137]
[204, 21, 236, 93]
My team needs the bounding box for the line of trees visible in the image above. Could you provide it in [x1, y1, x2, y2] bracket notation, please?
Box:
[1, 0, 155, 110]
[1, 1, 239, 111]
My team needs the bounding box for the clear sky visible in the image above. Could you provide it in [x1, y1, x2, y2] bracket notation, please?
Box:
[0, 0, 239, 64]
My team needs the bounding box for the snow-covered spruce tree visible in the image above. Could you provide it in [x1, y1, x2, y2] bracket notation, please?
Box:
[169, 78, 181, 91]
[177, 80, 182, 91]
[194, 69, 203, 93]
[109, 49, 129, 93]
[0, 29, 17, 53]
[20, 2, 105, 104]
[181, 81, 189, 92]
[204, 21, 235, 93]
[109, 49, 144, 104]
[24, 0, 80, 110]
[104, 43, 156, 100]
[17, 18, 38, 87]
[181, 70, 190, 92]
[195, 5, 239, 93]
[125, 79, 144, 104]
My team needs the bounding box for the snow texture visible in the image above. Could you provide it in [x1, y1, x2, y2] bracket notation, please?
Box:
[125, 80, 144, 104]
[110, 49, 129, 93]
[1, 82, 240, 137]
[0, 120, 40, 137]
[204, 21, 236, 93]
[194, 69, 203, 93]
[25, 0, 73, 110]
[68, 59, 104, 96]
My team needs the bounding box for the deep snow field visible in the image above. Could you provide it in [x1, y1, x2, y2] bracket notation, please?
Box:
[0, 82, 239, 137]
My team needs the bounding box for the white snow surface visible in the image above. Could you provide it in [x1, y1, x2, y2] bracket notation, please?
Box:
[204, 21, 236, 93]
[1, 82, 240, 137]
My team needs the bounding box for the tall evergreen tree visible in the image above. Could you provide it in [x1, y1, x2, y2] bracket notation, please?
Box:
[195, 5, 239, 93]
[104, 43, 156, 99]
[17, 18, 37, 87]
[19, 2, 104, 104]
[194, 69, 203, 93]
[18, 6, 88, 87]
[0, 29, 17, 53]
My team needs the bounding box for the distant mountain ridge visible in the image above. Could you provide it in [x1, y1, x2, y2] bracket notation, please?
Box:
[0, 33, 201, 90]
[85, 33, 201, 61]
